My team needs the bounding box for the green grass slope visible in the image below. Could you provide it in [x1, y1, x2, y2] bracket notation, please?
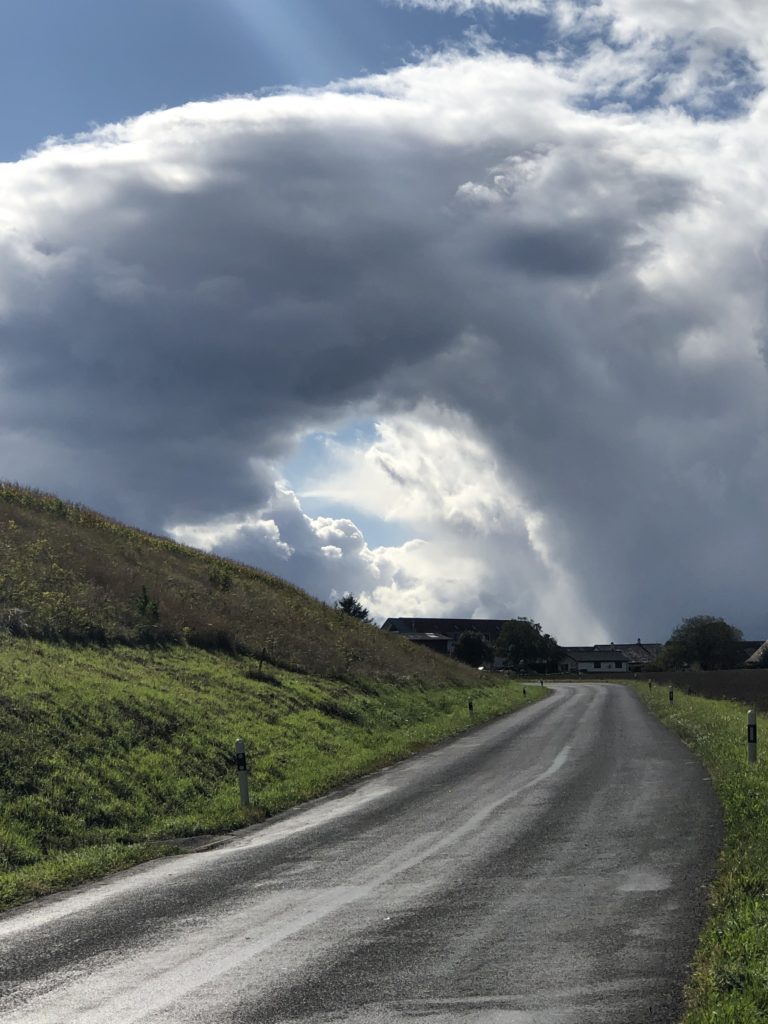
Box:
[0, 640, 541, 910]
[632, 683, 768, 1023]
[0, 483, 545, 908]
[0, 482, 474, 686]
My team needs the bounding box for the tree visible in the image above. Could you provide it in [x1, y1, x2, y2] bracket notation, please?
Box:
[495, 617, 560, 671]
[453, 630, 493, 668]
[335, 593, 372, 623]
[663, 615, 743, 670]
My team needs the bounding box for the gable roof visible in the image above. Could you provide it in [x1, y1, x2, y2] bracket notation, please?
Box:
[560, 646, 629, 663]
[746, 640, 768, 665]
[381, 618, 507, 640]
[603, 643, 664, 664]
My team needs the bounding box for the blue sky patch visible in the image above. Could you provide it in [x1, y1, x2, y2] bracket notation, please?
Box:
[1, 0, 549, 161]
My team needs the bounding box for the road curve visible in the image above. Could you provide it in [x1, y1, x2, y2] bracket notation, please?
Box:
[0, 683, 721, 1024]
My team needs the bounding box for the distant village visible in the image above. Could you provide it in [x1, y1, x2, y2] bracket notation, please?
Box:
[381, 617, 768, 673]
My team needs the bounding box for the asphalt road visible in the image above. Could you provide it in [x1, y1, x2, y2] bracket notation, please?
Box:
[0, 682, 722, 1024]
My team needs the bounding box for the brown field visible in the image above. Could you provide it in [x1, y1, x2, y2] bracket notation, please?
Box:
[638, 669, 768, 712]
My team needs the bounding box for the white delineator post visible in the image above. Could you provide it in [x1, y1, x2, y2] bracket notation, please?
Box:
[235, 738, 250, 807]
[748, 710, 757, 764]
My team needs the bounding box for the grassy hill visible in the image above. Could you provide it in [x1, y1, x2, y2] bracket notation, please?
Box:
[0, 482, 475, 687]
[0, 483, 542, 908]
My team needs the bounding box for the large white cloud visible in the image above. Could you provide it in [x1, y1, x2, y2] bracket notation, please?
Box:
[400, 0, 768, 52]
[1, 9, 768, 639]
[171, 406, 604, 639]
[403, 0, 768, 109]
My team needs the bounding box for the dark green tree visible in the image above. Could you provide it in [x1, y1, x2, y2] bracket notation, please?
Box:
[335, 593, 372, 623]
[495, 617, 560, 670]
[453, 630, 493, 668]
[663, 615, 743, 670]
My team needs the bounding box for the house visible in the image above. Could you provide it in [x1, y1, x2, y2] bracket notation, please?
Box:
[390, 631, 453, 656]
[558, 646, 629, 674]
[382, 618, 669, 674]
[598, 640, 663, 671]
[382, 618, 766, 672]
[381, 618, 507, 658]
[744, 640, 768, 666]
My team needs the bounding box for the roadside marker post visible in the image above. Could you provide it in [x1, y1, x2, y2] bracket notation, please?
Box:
[748, 710, 757, 764]
[669, 686, 674, 703]
[235, 738, 250, 807]
[468, 698, 474, 716]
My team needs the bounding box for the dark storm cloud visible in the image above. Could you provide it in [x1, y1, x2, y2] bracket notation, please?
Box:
[491, 219, 622, 277]
[0, 97, 474, 526]
[1, 44, 767, 637]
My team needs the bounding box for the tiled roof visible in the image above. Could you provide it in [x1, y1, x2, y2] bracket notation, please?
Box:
[746, 640, 768, 665]
[560, 647, 629, 663]
[403, 632, 452, 641]
[382, 618, 506, 640]
[611, 643, 664, 663]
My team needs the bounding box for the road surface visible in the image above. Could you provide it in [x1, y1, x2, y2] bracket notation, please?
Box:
[0, 683, 722, 1023]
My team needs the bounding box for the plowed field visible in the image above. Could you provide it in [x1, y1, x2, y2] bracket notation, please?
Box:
[641, 669, 768, 711]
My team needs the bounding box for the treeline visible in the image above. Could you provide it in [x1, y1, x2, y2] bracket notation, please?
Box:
[452, 613, 763, 672]
[454, 617, 559, 670]
[655, 615, 761, 670]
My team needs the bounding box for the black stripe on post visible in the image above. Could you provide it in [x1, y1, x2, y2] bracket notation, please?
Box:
[748, 711, 757, 765]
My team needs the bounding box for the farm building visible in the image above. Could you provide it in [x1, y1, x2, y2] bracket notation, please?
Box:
[380, 618, 506, 657]
[558, 647, 629, 674]
[383, 619, 671, 673]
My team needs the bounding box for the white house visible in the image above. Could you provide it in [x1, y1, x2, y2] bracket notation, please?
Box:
[558, 646, 629, 674]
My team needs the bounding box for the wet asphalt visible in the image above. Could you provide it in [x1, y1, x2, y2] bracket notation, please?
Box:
[0, 683, 722, 1023]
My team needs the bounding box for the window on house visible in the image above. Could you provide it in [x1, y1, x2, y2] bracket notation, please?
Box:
[594, 661, 602, 668]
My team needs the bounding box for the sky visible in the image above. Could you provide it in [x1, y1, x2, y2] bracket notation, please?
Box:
[1, 0, 767, 642]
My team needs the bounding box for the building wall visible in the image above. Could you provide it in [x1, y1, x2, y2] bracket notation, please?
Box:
[560, 659, 628, 673]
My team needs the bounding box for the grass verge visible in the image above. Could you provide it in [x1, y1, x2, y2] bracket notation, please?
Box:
[0, 638, 545, 911]
[630, 682, 768, 1023]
